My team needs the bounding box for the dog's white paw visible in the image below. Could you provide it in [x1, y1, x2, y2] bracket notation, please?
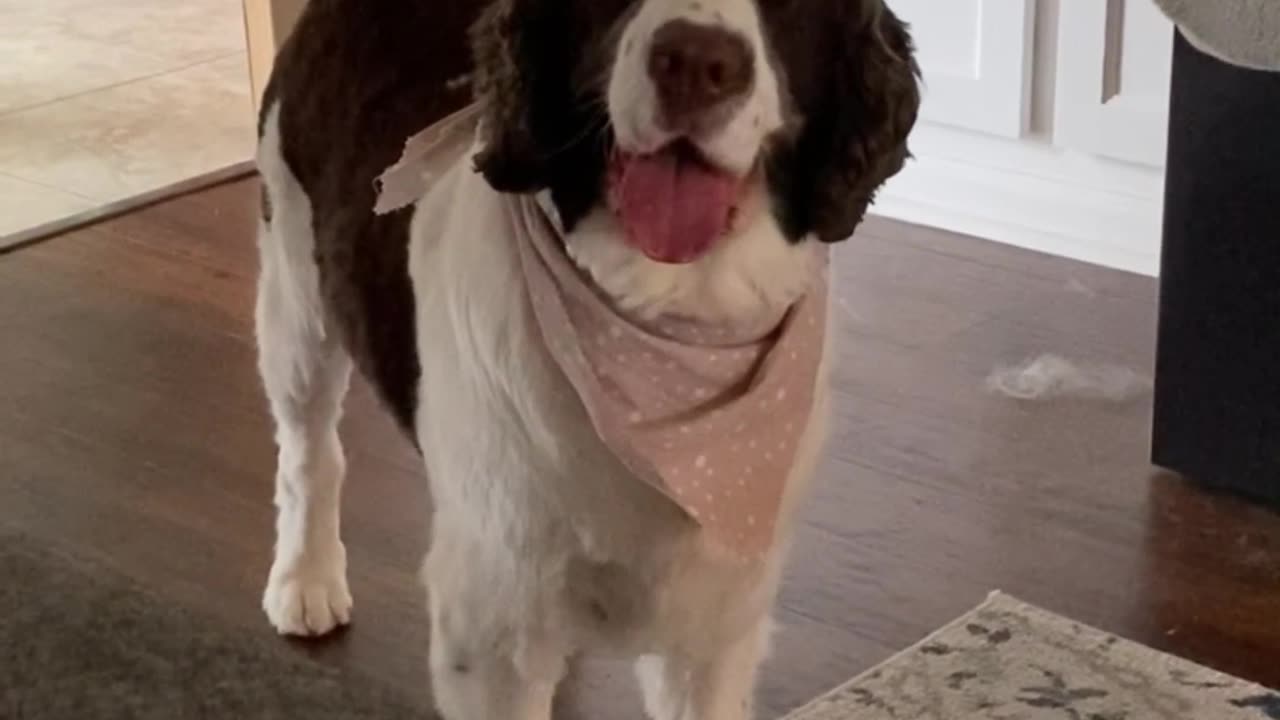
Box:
[262, 545, 353, 636]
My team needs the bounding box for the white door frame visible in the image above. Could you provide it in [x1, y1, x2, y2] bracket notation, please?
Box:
[242, 0, 308, 112]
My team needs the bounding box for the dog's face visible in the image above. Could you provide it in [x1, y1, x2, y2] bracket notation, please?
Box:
[471, 0, 919, 263]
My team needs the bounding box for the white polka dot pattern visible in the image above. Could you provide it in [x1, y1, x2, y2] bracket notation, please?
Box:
[515, 195, 829, 562]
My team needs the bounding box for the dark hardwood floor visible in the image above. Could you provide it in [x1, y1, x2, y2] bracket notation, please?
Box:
[2, 178, 1277, 717]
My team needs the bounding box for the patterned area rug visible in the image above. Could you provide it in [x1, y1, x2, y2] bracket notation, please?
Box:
[783, 592, 1279, 720]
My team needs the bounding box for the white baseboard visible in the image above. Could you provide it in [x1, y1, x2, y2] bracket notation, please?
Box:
[871, 123, 1167, 277]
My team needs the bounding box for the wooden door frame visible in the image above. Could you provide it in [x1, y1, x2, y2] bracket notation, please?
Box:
[242, 0, 307, 112]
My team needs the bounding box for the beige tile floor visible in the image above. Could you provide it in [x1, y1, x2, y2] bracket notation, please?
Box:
[0, 0, 255, 244]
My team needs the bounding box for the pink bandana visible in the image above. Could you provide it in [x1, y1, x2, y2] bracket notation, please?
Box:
[377, 114, 830, 561]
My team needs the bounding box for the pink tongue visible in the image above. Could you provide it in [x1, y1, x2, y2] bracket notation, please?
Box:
[617, 150, 736, 264]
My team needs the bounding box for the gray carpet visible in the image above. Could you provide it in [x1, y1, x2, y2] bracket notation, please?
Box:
[0, 529, 430, 720]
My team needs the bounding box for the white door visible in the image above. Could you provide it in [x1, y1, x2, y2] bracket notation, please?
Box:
[888, 0, 1036, 138]
[1054, 0, 1175, 167]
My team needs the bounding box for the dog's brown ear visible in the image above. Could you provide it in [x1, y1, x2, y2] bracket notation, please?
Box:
[468, 0, 612, 228]
[470, 0, 571, 193]
[770, 4, 921, 243]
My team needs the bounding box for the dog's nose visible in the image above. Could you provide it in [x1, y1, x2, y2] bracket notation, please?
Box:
[647, 20, 753, 128]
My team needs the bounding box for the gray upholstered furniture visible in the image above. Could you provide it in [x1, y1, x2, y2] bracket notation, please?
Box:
[1153, 0, 1280, 72]
[1151, 3, 1280, 505]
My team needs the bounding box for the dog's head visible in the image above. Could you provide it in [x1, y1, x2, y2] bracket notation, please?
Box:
[471, 0, 919, 264]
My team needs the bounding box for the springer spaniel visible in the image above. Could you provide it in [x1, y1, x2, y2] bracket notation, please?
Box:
[254, 1, 919, 718]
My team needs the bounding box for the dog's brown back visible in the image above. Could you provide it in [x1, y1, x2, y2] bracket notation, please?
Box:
[261, 0, 481, 432]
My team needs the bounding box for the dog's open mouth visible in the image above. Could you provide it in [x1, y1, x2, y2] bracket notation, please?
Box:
[608, 140, 746, 265]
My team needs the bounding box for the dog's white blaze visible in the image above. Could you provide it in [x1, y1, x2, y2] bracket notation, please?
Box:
[607, 0, 785, 176]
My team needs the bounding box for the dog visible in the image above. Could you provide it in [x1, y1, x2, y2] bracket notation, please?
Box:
[253, 0, 919, 718]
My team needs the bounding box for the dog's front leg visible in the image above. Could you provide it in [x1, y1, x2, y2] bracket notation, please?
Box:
[424, 530, 568, 720]
[638, 617, 771, 720]
[255, 200, 355, 638]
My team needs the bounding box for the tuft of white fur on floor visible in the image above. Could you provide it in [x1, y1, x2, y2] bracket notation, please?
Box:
[986, 354, 1152, 402]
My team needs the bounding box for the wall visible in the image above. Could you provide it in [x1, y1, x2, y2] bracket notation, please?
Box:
[877, 0, 1174, 277]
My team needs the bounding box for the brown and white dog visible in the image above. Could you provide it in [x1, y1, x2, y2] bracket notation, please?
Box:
[254, 1, 918, 718]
